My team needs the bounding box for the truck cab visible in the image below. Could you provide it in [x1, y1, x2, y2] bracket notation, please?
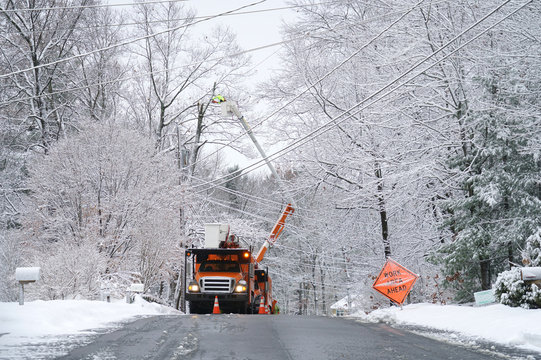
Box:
[186, 247, 256, 314]
[185, 224, 273, 314]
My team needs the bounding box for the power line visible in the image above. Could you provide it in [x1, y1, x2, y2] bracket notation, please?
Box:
[0, 0, 267, 79]
[0, 36, 298, 107]
[188, 0, 430, 192]
[189, 0, 529, 194]
[0, 1, 436, 106]
[192, 190, 322, 236]
[195, 181, 325, 224]
[186, 0, 455, 173]
[185, 0, 429, 173]
[1, 1, 333, 34]
[183, 165, 321, 214]
[0, 0, 189, 13]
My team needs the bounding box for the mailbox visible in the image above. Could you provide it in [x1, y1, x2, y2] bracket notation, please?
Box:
[16, 267, 41, 282]
[126, 283, 145, 304]
[521, 267, 541, 282]
[128, 283, 144, 293]
[15, 267, 41, 305]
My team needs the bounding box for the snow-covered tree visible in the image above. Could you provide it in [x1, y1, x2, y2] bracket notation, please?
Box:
[433, 5, 541, 299]
[23, 122, 182, 300]
[0, 0, 97, 150]
[522, 229, 541, 267]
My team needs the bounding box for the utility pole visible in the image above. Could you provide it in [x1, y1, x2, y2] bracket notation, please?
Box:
[220, 102, 281, 181]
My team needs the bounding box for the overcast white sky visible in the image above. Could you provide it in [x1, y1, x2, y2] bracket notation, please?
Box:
[187, 0, 296, 85]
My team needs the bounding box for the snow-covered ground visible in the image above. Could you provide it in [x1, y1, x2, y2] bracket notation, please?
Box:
[0, 296, 180, 359]
[355, 303, 541, 357]
[1, 299, 540, 359]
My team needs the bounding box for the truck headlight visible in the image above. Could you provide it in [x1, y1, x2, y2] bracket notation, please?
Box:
[188, 281, 200, 293]
[234, 280, 247, 293]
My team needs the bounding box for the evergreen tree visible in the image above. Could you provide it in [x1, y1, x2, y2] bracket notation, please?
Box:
[435, 67, 541, 301]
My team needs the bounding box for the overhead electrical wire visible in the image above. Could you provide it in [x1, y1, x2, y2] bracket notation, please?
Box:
[0, 0, 267, 79]
[2, 1, 335, 34]
[178, 0, 431, 171]
[195, 181, 293, 214]
[1, 0, 530, 244]
[0, 1, 443, 106]
[193, 190, 320, 235]
[196, 186, 324, 225]
[0, 0, 188, 12]
[0, 36, 299, 107]
[183, 168, 321, 215]
[189, 0, 530, 195]
[188, 179, 382, 261]
[181, 0, 477, 177]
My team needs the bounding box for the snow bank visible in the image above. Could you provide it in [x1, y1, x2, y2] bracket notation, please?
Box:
[357, 303, 541, 353]
[0, 296, 180, 347]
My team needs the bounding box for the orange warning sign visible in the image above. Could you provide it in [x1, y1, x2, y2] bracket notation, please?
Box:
[372, 258, 418, 305]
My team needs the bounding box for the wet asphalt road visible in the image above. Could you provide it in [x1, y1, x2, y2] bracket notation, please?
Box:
[55, 314, 518, 360]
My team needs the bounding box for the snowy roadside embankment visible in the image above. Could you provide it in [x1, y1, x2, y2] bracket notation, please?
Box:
[0, 296, 180, 359]
[355, 303, 541, 354]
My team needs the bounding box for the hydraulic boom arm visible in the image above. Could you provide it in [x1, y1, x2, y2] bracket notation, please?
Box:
[219, 99, 295, 263]
[255, 203, 295, 263]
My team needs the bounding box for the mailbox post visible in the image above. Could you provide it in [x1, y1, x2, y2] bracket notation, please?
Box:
[15, 267, 41, 305]
[126, 283, 144, 304]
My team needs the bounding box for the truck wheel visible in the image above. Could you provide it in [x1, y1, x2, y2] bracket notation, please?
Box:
[188, 302, 199, 314]
[239, 303, 248, 314]
[250, 295, 262, 314]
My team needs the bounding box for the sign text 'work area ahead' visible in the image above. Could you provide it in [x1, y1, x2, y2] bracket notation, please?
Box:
[372, 258, 418, 305]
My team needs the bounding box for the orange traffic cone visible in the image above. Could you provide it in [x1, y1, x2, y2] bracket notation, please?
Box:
[213, 296, 221, 314]
[258, 297, 266, 314]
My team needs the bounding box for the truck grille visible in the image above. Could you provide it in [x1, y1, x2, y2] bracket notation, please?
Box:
[200, 277, 234, 293]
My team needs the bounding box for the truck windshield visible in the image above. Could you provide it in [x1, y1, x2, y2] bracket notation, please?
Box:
[199, 261, 240, 273]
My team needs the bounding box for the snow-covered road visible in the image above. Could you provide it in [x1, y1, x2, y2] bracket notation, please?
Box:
[358, 303, 541, 356]
[1, 298, 540, 359]
[0, 297, 178, 359]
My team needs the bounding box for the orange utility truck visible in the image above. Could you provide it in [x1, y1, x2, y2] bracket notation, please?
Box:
[185, 204, 294, 314]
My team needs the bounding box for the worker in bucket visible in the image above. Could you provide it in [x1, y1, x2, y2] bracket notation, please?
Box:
[212, 94, 226, 103]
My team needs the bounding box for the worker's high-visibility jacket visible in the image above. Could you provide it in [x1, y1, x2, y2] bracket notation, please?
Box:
[212, 95, 226, 103]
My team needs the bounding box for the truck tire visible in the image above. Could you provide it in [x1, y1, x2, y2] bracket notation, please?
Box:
[188, 302, 201, 314]
[238, 302, 248, 314]
[250, 295, 262, 314]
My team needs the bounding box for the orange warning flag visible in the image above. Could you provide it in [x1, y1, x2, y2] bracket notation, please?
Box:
[372, 258, 418, 305]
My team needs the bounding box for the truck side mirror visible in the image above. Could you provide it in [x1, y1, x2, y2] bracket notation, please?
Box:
[255, 269, 268, 282]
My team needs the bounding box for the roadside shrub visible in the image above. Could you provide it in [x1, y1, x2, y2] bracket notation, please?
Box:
[494, 267, 541, 309]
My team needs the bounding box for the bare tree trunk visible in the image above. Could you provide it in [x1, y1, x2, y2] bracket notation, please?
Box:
[480, 259, 491, 290]
[311, 255, 318, 315]
[297, 283, 303, 315]
[319, 260, 327, 315]
[375, 163, 391, 258]
[189, 102, 205, 176]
